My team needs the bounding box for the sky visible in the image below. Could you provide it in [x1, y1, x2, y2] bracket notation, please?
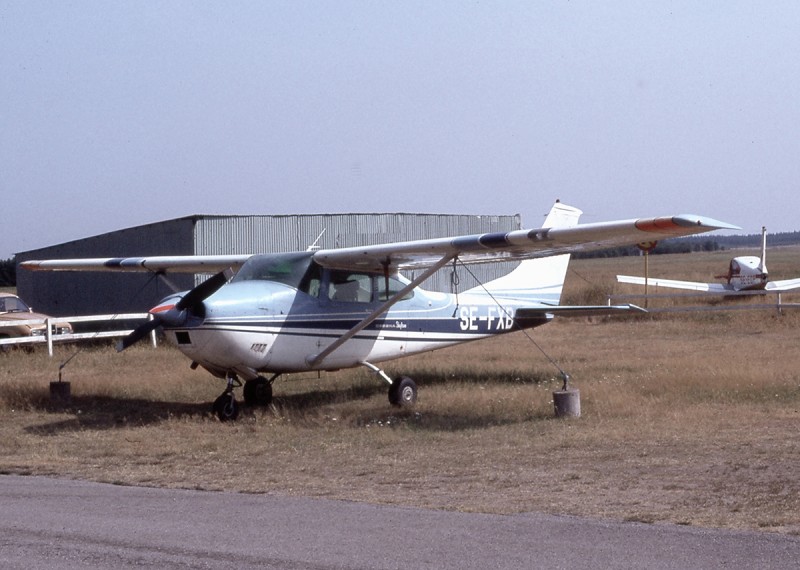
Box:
[2, 1, 799, 259]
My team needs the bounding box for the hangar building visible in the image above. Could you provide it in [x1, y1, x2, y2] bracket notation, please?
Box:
[16, 213, 521, 317]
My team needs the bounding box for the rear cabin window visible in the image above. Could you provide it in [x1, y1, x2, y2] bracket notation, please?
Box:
[327, 271, 414, 303]
[377, 275, 413, 301]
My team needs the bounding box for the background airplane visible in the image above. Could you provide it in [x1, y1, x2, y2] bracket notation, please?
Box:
[617, 226, 800, 294]
[23, 202, 737, 420]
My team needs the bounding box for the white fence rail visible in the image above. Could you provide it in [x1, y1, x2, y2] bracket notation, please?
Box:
[0, 313, 156, 356]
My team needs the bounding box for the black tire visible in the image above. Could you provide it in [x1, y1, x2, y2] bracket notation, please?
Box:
[212, 393, 240, 422]
[388, 376, 417, 407]
[243, 377, 273, 407]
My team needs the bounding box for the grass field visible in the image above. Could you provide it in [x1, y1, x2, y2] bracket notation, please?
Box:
[1, 249, 799, 535]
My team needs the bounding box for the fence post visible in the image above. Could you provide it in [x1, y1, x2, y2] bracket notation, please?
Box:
[46, 317, 54, 357]
[149, 314, 158, 347]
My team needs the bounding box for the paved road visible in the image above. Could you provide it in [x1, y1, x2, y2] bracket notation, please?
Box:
[1, 475, 798, 569]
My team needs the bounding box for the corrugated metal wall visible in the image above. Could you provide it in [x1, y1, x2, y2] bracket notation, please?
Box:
[193, 213, 520, 292]
[17, 213, 520, 316]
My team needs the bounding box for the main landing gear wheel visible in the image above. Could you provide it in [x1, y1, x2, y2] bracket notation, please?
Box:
[243, 377, 273, 407]
[388, 376, 418, 407]
[212, 392, 239, 422]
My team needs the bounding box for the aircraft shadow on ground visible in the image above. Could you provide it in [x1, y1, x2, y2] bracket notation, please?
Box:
[24, 374, 536, 435]
[26, 396, 213, 434]
[22, 383, 389, 434]
[273, 377, 532, 431]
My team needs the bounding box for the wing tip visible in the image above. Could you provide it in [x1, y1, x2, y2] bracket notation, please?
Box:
[672, 215, 741, 231]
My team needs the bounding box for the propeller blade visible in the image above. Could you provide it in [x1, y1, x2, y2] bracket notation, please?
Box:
[116, 317, 161, 352]
[176, 268, 233, 312]
[118, 269, 232, 352]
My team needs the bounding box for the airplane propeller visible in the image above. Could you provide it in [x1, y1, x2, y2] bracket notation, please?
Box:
[117, 269, 233, 352]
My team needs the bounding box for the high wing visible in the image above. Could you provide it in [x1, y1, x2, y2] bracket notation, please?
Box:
[21, 206, 738, 275]
[765, 278, 800, 292]
[21, 255, 252, 273]
[313, 211, 739, 272]
[616, 275, 733, 293]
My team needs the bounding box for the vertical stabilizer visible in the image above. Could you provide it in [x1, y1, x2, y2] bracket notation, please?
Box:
[465, 201, 582, 304]
[758, 226, 768, 274]
[542, 200, 583, 229]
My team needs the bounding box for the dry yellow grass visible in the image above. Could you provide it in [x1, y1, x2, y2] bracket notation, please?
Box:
[1, 251, 799, 535]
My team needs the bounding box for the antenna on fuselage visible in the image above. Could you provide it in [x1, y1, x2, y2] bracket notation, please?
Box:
[306, 229, 327, 252]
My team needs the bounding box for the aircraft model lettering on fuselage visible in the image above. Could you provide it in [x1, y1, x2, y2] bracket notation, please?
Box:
[617, 226, 800, 294]
[22, 202, 738, 421]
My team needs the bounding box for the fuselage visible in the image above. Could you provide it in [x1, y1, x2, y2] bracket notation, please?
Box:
[725, 255, 768, 291]
[154, 253, 552, 380]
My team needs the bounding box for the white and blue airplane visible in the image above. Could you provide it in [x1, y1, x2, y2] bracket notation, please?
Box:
[22, 202, 737, 420]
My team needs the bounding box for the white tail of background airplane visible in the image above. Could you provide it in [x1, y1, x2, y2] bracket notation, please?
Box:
[758, 226, 767, 275]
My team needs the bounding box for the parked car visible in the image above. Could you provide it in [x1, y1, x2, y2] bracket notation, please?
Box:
[0, 292, 73, 338]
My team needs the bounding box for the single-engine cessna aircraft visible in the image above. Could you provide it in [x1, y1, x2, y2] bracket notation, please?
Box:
[617, 226, 800, 294]
[23, 202, 737, 420]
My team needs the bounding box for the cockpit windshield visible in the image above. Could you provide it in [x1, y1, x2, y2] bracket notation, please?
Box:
[231, 252, 319, 292]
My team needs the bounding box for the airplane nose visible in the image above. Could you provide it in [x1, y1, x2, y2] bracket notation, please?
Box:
[117, 269, 233, 352]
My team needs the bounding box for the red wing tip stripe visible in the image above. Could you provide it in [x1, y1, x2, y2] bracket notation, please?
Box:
[635, 217, 687, 233]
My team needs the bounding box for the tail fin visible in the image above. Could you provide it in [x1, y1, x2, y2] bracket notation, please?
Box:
[465, 201, 582, 304]
[758, 226, 767, 274]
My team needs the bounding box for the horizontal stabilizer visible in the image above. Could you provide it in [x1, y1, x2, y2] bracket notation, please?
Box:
[765, 278, 800, 291]
[516, 304, 647, 319]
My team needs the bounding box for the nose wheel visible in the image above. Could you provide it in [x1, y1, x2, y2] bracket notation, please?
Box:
[212, 374, 241, 421]
[212, 391, 239, 421]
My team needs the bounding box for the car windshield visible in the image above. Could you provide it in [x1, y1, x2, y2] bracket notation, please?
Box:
[0, 296, 31, 313]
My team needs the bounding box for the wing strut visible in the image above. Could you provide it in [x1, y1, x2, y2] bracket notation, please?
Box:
[307, 254, 456, 367]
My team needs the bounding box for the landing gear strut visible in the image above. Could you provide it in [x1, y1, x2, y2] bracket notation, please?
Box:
[360, 361, 418, 408]
[212, 374, 241, 422]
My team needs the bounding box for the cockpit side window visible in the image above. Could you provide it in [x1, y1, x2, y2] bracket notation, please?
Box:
[328, 271, 373, 303]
